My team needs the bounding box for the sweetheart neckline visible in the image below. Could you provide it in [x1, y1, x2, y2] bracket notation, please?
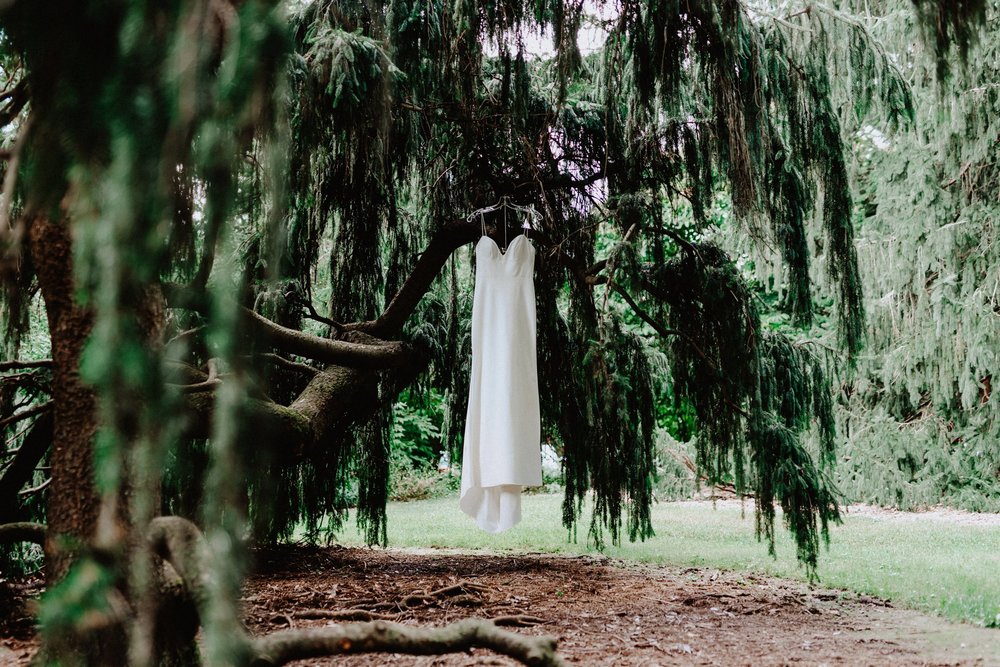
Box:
[478, 233, 530, 257]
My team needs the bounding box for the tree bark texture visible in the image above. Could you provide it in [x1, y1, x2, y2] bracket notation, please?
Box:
[250, 619, 565, 667]
[28, 214, 129, 666]
[27, 215, 99, 583]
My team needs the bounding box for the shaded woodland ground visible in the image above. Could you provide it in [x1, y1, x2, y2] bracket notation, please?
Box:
[6, 547, 999, 666]
[4, 503, 1000, 666]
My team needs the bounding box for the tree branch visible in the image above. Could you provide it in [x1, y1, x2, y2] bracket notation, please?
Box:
[642, 223, 698, 254]
[245, 308, 413, 369]
[0, 400, 52, 430]
[0, 112, 32, 269]
[334, 219, 595, 341]
[0, 359, 54, 371]
[522, 162, 617, 192]
[259, 353, 318, 377]
[181, 392, 313, 453]
[165, 326, 204, 350]
[0, 79, 28, 128]
[347, 220, 481, 338]
[288, 294, 344, 332]
[174, 358, 221, 394]
[250, 619, 565, 667]
[0, 521, 46, 545]
[18, 477, 51, 495]
[163, 284, 414, 369]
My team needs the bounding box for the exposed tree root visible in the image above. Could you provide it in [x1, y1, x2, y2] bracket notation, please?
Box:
[400, 581, 490, 608]
[348, 581, 491, 613]
[250, 618, 565, 667]
[147, 516, 566, 666]
[292, 609, 399, 622]
[4, 519, 561, 666]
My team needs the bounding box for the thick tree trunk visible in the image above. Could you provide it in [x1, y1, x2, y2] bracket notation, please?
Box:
[28, 215, 100, 581]
[28, 215, 129, 665]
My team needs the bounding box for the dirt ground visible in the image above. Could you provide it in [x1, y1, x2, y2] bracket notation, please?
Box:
[5, 545, 998, 666]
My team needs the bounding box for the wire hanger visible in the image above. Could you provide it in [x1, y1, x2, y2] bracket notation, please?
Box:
[466, 196, 541, 251]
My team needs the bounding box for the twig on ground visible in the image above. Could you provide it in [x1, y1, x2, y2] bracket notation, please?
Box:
[492, 614, 547, 627]
[402, 581, 490, 608]
[292, 609, 399, 622]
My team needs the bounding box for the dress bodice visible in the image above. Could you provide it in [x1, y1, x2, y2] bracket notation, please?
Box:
[475, 234, 535, 279]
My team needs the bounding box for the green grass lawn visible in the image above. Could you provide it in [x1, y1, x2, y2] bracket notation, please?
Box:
[333, 494, 1000, 628]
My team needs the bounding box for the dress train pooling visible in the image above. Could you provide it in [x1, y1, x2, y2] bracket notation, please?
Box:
[459, 233, 542, 533]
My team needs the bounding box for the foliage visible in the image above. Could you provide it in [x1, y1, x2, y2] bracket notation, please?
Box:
[2, 5, 991, 662]
[727, 1, 999, 513]
[646, 243, 840, 572]
[910, 0, 988, 82]
[834, 0, 1000, 511]
[392, 389, 444, 468]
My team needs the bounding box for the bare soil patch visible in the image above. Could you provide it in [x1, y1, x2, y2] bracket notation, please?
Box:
[3, 546, 999, 665]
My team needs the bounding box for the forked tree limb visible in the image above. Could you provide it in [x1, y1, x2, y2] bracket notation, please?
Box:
[250, 619, 565, 667]
[163, 284, 414, 369]
[346, 220, 481, 338]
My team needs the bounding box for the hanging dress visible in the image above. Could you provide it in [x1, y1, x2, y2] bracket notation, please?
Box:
[459, 225, 542, 533]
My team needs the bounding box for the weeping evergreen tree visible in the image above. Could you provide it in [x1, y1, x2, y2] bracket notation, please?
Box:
[822, 0, 1000, 514]
[0, 0, 984, 664]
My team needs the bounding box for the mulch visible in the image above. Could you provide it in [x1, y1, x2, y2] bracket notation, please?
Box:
[2, 546, 994, 665]
[239, 546, 972, 666]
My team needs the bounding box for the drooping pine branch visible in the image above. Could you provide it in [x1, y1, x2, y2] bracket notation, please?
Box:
[911, 0, 988, 83]
[647, 243, 840, 576]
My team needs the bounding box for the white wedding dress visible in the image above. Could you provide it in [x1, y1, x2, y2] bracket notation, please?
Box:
[459, 232, 542, 533]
